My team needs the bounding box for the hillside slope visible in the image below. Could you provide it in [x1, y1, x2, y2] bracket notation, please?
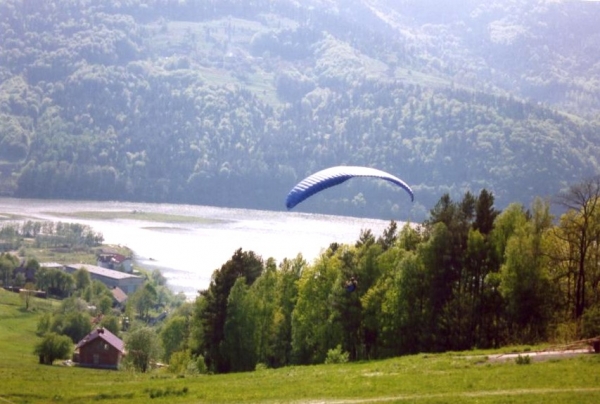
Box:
[1, 0, 599, 220]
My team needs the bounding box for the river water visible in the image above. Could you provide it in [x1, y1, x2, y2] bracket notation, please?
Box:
[0, 198, 394, 298]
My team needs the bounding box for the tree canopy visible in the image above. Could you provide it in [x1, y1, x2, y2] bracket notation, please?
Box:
[187, 181, 600, 373]
[0, 0, 599, 221]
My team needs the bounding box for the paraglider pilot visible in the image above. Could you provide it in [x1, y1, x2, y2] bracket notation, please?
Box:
[345, 276, 358, 293]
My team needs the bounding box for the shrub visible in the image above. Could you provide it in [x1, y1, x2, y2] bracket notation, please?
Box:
[194, 354, 207, 374]
[34, 332, 72, 365]
[324, 345, 349, 364]
[124, 327, 162, 372]
[168, 349, 193, 374]
[515, 354, 531, 365]
[551, 321, 578, 344]
[146, 386, 188, 399]
[36, 312, 53, 336]
[581, 306, 600, 339]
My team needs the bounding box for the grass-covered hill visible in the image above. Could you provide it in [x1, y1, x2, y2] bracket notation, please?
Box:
[1, 0, 599, 220]
[2, 289, 600, 403]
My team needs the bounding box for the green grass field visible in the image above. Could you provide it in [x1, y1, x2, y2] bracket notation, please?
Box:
[1, 289, 599, 404]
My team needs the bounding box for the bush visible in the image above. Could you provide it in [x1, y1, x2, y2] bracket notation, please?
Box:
[194, 354, 207, 374]
[324, 345, 349, 364]
[34, 333, 72, 365]
[167, 350, 208, 375]
[36, 312, 53, 336]
[581, 306, 600, 339]
[168, 349, 193, 374]
[550, 321, 579, 343]
[145, 386, 188, 399]
[515, 354, 531, 365]
[124, 327, 162, 373]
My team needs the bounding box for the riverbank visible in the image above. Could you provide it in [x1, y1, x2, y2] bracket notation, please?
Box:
[0, 197, 392, 299]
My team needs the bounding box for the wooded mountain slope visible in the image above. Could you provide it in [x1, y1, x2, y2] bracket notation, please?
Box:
[1, 0, 599, 220]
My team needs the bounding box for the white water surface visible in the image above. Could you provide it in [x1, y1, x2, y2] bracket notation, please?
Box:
[0, 198, 395, 298]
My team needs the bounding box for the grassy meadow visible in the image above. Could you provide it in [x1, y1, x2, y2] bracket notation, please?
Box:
[1, 288, 600, 404]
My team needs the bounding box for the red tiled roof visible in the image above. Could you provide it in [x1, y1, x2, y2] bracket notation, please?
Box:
[98, 253, 130, 263]
[75, 327, 124, 353]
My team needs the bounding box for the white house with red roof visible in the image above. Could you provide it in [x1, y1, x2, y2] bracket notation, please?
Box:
[97, 251, 133, 273]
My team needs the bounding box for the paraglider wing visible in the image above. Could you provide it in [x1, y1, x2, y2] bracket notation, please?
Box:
[285, 166, 414, 209]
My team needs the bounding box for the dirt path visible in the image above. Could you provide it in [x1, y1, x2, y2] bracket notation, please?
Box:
[486, 348, 591, 363]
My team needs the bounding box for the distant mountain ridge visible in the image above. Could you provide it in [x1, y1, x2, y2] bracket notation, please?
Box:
[0, 0, 599, 220]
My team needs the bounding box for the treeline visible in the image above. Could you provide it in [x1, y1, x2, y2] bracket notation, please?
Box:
[163, 180, 600, 374]
[0, 220, 103, 251]
[1, 0, 600, 220]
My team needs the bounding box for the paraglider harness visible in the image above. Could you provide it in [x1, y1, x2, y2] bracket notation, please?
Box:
[345, 276, 358, 293]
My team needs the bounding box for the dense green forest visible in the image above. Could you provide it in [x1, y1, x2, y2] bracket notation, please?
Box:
[179, 182, 600, 373]
[1, 0, 600, 220]
[6, 181, 600, 374]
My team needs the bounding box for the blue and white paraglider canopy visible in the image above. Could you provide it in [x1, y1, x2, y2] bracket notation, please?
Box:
[285, 166, 414, 210]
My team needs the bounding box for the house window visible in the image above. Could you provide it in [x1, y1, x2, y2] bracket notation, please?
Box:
[93, 354, 99, 364]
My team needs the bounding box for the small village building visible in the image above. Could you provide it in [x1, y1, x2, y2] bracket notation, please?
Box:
[40, 262, 65, 270]
[97, 251, 133, 273]
[74, 327, 125, 369]
[111, 286, 129, 308]
[65, 264, 143, 294]
[13, 258, 36, 284]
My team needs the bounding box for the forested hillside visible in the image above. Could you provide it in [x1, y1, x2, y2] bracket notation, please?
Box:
[1, 0, 599, 220]
[187, 185, 600, 372]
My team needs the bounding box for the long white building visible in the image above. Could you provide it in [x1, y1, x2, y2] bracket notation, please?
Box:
[64, 264, 144, 294]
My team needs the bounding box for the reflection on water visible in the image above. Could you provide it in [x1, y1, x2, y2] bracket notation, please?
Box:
[0, 198, 396, 298]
